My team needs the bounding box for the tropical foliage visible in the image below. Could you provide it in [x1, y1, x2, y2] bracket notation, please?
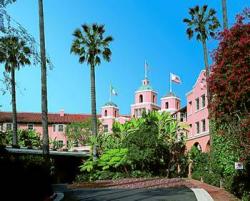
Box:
[0, 129, 41, 148]
[66, 118, 93, 148]
[78, 111, 187, 181]
[71, 24, 113, 158]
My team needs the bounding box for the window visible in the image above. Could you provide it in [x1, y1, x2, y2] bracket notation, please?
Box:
[202, 119, 206, 132]
[176, 101, 179, 109]
[27, 124, 34, 130]
[58, 124, 64, 132]
[114, 110, 117, 117]
[180, 113, 185, 122]
[195, 98, 200, 110]
[53, 124, 56, 132]
[6, 123, 13, 130]
[201, 94, 206, 108]
[188, 101, 192, 114]
[189, 124, 192, 128]
[165, 102, 169, 109]
[104, 110, 107, 116]
[139, 94, 143, 103]
[103, 125, 108, 132]
[196, 122, 200, 134]
[153, 95, 156, 103]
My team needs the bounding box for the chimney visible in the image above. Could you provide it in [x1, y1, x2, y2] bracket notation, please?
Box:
[59, 109, 64, 117]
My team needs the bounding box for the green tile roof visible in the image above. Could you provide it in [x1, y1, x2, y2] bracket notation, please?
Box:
[104, 101, 118, 107]
[137, 84, 153, 91]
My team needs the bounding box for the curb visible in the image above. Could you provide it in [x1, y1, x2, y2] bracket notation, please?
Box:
[191, 188, 214, 201]
[53, 192, 64, 201]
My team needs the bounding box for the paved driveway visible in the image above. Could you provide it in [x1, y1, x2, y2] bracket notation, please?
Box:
[62, 187, 197, 201]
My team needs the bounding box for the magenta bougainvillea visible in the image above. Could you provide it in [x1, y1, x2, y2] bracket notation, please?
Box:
[208, 9, 250, 157]
[208, 8, 250, 121]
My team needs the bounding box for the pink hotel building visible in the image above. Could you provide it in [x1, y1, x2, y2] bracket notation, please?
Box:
[0, 70, 209, 152]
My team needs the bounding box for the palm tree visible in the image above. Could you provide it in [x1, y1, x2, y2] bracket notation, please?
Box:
[0, 36, 31, 147]
[183, 5, 220, 100]
[221, 0, 228, 29]
[71, 24, 113, 159]
[38, 0, 49, 157]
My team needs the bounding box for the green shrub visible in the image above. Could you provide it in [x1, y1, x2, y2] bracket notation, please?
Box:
[191, 171, 202, 181]
[242, 191, 250, 201]
[130, 170, 152, 178]
[203, 172, 220, 187]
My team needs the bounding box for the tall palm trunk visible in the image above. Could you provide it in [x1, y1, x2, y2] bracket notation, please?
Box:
[90, 64, 97, 159]
[202, 39, 213, 146]
[11, 67, 18, 147]
[221, 0, 228, 29]
[201, 39, 210, 102]
[38, 0, 49, 157]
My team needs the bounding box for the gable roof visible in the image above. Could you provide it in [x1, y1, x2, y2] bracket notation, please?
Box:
[186, 70, 206, 96]
[0, 112, 96, 124]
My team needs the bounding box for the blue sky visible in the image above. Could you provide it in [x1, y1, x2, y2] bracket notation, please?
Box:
[0, 1, 248, 115]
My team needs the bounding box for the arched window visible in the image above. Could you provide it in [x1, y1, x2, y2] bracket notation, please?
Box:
[114, 110, 117, 117]
[139, 94, 143, 103]
[176, 101, 179, 109]
[153, 95, 156, 103]
[104, 110, 107, 116]
[194, 142, 202, 151]
[165, 102, 169, 109]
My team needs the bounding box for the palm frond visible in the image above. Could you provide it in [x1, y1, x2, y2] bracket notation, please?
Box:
[79, 55, 86, 64]
[194, 5, 199, 14]
[82, 24, 89, 34]
[196, 33, 201, 41]
[186, 28, 194, 39]
[95, 56, 101, 66]
[71, 23, 113, 67]
[103, 48, 111, 61]
[72, 29, 82, 39]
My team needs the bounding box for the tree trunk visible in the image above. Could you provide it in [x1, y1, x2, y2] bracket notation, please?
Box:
[90, 64, 97, 159]
[202, 39, 213, 146]
[38, 0, 49, 157]
[221, 0, 228, 29]
[201, 39, 210, 102]
[11, 67, 18, 147]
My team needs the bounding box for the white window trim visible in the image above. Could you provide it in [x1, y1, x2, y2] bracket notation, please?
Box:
[195, 98, 200, 112]
[195, 122, 200, 134]
[53, 124, 57, 132]
[201, 94, 206, 108]
[201, 119, 206, 132]
[194, 106, 206, 113]
[6, 123, 13, 130]
[27, 124, 34, 130]
[58, 124, 64, 132]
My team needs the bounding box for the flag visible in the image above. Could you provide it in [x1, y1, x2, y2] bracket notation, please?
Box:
[144, 60, 149, 78]
[110, 85, 118, 96]
[170, 73, 181, 84]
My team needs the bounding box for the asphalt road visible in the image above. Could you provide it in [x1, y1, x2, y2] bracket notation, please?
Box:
[62, 187, 197, 201]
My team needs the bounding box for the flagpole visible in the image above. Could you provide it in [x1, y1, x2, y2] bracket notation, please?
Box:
[109, 84, 112, 102]
[170, 73, 172, 93]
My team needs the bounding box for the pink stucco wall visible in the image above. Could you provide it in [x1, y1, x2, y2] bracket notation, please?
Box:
[134, 90, 157, 104]
[100, 105, 130, 132]
[186, 135, 210, 152]
[101, 106, 119, 117]
[186, 70, 210, 152]
[18, 123, 67, 146]
[160, 96, 180, 113]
